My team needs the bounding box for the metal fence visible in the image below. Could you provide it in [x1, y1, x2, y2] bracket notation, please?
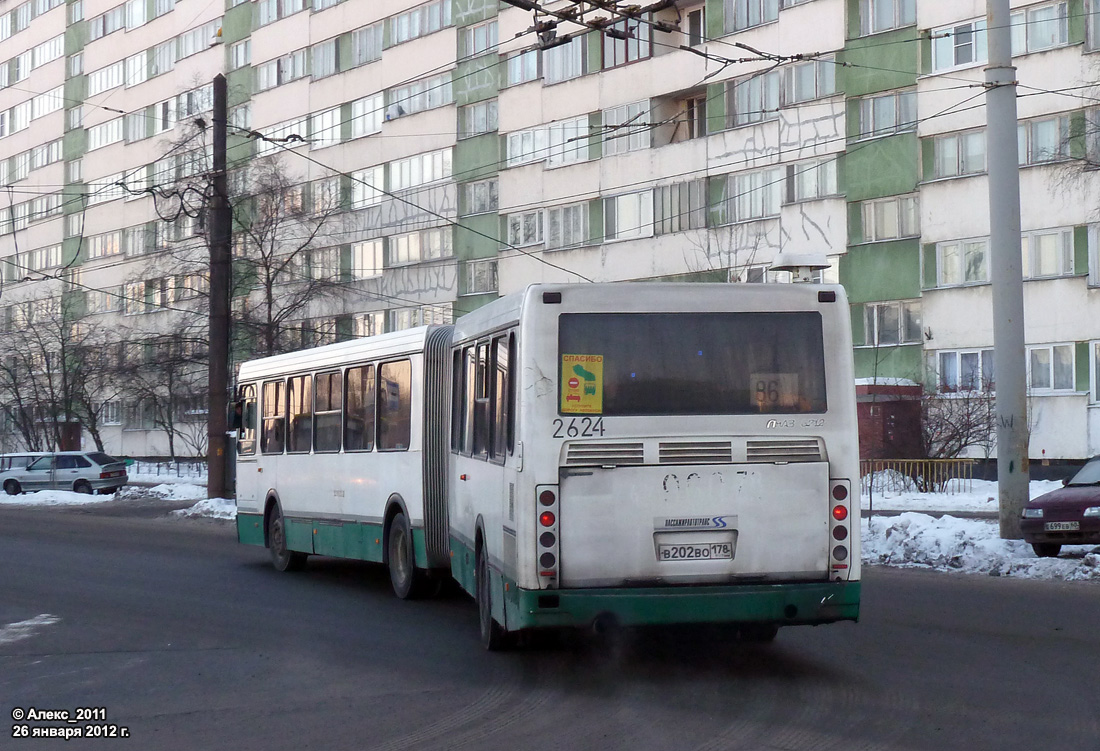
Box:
[128, 460, 207, 479]
[860, 458, 977, 495]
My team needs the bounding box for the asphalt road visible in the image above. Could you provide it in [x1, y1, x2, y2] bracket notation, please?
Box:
[1, 505, 1098, 751]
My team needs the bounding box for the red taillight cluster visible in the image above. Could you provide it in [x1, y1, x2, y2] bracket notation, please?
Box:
[829, 480, 851, 577]
[536, 485, 559, 586]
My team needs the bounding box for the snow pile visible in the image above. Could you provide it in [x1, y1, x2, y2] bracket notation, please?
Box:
[0, 489, 114, 506]
[861, 478, 1063, 514]
[862, 513, 1100, 581]
[144, 483, 206, 501]
[172, 498, 236, 520]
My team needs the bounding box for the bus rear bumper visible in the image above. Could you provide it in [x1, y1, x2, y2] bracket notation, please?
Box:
[507, 580, 860, 631]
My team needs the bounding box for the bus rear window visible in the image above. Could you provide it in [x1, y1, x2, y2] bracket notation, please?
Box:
[558, 312, 827, 415]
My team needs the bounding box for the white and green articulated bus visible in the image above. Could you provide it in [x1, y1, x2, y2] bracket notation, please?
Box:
[235, 283, 861, 648]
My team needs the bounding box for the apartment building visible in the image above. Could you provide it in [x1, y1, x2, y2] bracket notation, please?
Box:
[0, 0, 1097, 460]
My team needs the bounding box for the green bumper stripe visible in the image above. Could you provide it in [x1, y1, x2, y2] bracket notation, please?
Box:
[510, 581, 860, 630]
[237, 512, 265, 546]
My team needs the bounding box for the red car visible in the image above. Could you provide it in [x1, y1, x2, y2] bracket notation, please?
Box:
[1020, 456, 1100, 557]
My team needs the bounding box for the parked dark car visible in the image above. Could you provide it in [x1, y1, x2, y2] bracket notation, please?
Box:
[1020, 456, 1100, 557]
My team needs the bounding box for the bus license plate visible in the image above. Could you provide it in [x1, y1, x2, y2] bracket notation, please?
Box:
[1045, 521, 1079, 531]
[658, 542, 733, 561]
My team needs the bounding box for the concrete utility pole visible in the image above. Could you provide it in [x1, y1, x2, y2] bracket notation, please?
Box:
[985, 0, 1029, 538]
[207, 74, 232, 499]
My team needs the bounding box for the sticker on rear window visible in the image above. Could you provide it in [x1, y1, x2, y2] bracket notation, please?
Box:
[561, 354, 603, 414]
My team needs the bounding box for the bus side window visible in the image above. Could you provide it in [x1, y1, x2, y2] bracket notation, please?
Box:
[451, 349, 466, 453]
[472, 342, 490, 458]
[287, 375, 313, 454]
[490, 334, 511, 461]
[344, 365, 375, 451]
[378, 359, 411, 451]
[238, 384, 257, 456]
[261, 380, 285, 454]
[462, 345, 476, 455]
[314, 371, 342, 452]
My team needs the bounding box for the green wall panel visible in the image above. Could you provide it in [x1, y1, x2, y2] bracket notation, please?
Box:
[706, 0, 725, 40]
[64, 75, 86, 106]
[588, 198, 603, 242]
[453, 132, 499, 181]
[922, 243, 937, 289]
[222, 4, 252, 44]
[920, 137, 934, 182]
[1076, 341, 1089, 391]
[454, 213, 499, 259]
[587, 30, 602, 74]
[453, 0, 497, 27]
[226, 67, 252, 107]
[1074, 225, 1089, 275]
[838, 27, 919, 97]
[840, 238, 921, 303]
[1069, 0, 1086, 44]
[455, 292, 496, 316]
[843, 133, 918, 201]
[64, 22, 87, 55]
[847, 202, 863, 244]
[453, 55, 500, 106]
[853, 344, 923, 381]
[707, 174, 728, 227]
[850, 303, 865, 345]
[707, 82, 726, 134]
[63, 128, 87, 161]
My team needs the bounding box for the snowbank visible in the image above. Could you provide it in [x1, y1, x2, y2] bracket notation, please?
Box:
[861, 477, 1064, 513]
[0, 489, 115, 507]
[172, 498, 236, 520]
[862, 513, 1100, 581]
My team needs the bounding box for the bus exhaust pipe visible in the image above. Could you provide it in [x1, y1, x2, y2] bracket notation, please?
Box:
[591, 613, 618, 636]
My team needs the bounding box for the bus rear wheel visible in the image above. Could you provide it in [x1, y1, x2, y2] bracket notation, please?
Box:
[387, 512, 420, 599]
[476, 545, 510, 651]
[268, 503, 307, 572]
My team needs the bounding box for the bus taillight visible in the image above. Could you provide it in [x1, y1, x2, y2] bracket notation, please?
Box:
[535, 484, 560, 587]
[832, 505, 848, 521]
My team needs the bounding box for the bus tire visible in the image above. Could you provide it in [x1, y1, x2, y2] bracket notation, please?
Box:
[476, 545, 510, 651]
[268, 503, 307, 572]
[739, 623, 779, 643]
[387, 512, 419, 600]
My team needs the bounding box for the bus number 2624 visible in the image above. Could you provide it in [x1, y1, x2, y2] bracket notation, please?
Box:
[552, 417, 605, 438]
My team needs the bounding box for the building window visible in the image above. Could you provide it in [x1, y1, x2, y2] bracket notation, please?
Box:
[861, 195, 918, 242]
[352, 23, 383, 66]
[547, 117, 589, 166]
[351, 93, 383, 138]
[1028, 344, 1075, 391]
[604, 191, 654, 241]
[933, 130, 986, 178]
[1018, 115, 1069, 165]
[603, 101, 650, 155]
[391, 0, 451, 45]
[654, 180, 706, 235]
[353, 312, 383, 338]
[544, 36, 584, 84]
[603, 16, 651, 68]
[389, 148, 452, 191]
[938, 349, 994, 392]
[352, 240, 383, 279]
[464, 20, 497, 57]
[938, 238, 988, 286]
[312, 39, 339, 79]
[1089, 0, 1100, 51]
[310, 108, 340, 148]
[507, 210, 543, 247]
[787, 159, 837, 202]
[1021, 228, 1073, 278]
[1092, 341, 1100, 402]
[783, 57, 835, 104]
[387, 228, 452, 265]
[1011, 2, 1068, 55]
[464, 259, 498, 295]
[101, 401, 122, 425]
[546, 203, 589, 249]
[87, 62, 124, 96]
[462, 179, 498, 215]
[863, 300, 921, 346]
[506, 49, 539, 86]
[725, 0, 778, 32]
[459, 99, 498, 139]
[728, 168, 782, 222]
[727, 69, 780, 127]
[932, 18, 987, 71]
[858, 0, 914, 36]
[388, 73, 452, 118]
[684, 5, 705, 46]
[858, 89, 916, 137]
[351, 166, 384, 208]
